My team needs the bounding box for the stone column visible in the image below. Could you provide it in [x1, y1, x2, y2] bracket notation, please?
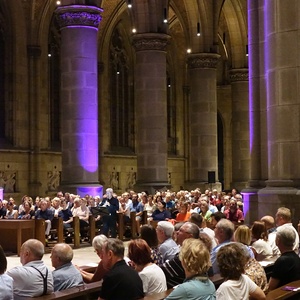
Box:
[186, 53, 220, 189]
[229, 68, 249, 191]
[247, 1, 300, 225]
[55, 5, 103, 196]
[27, 45, 42, 196]
[132, 33, 170, 193]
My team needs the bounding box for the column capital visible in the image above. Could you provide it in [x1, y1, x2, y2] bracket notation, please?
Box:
[132, 33, 171, 52]
[187, 53, 220, 69]
[229, 68, 249, 82]
[55, 5, 103, 29]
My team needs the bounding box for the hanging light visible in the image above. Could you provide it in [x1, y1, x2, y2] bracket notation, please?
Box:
[197, 22, 201, 36]
[163, 8, 168, 23]
[128, 0, 132, 8]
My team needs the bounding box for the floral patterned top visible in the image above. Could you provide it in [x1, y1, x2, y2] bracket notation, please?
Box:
[245, 258, 268, 293]
[151, 246, 164, 266]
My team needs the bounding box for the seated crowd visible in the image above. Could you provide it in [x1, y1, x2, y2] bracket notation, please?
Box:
[1, 188, 300, 299]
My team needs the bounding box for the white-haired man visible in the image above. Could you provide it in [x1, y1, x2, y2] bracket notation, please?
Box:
[156, 221, 179, 262]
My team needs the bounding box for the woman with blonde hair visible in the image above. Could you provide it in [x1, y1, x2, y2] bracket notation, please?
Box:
[234, 225, 254, 259]
[165, 238, 215, 300]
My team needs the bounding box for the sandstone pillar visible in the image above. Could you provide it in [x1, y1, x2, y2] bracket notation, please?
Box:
[132, 33, 170, 193]
[186, 53, 220, 190]
[229, 68, 249, 191]
[55, 5, 103, 196]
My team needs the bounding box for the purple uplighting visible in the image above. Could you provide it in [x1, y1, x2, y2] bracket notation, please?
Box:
[241, 191, 254, 220]
[77, 186, 103, 198]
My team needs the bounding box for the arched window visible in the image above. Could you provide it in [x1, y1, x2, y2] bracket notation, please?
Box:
[109, 28, 134, 153]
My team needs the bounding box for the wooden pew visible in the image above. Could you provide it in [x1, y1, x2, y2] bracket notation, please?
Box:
[117, 211, 137, 240]
[35, 219, 46, 247]
[88, 215, 96, 243]
[33, 281, 102, 300]
[72, 216, 80, 248]
[51, 217, 64, 243]
[266, 280, 300, 300]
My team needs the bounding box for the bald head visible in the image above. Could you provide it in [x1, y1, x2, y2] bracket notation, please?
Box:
[260, 215, 275, 231]
[51, 243, 74, 269]
[20, 239, 44, 265]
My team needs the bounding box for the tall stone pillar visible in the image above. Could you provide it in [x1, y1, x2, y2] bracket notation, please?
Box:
[229, 68, 249, 191]
[55, 5, 103, 196]
[186, 53, 220, 190]
[247, 0, 300, 225]
[132, 33, 170, 193]
[27, 46, 42, 196]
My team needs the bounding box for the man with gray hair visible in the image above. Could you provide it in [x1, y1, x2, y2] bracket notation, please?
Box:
[51, 243, 83, 291]
[7, 239, 54, 299]
[101, 187, 119, 238]
[156, 221, 179, 262]
[268, 226, 300, 291]
[210, 218, 235, 274]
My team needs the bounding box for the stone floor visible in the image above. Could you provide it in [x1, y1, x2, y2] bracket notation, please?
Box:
[7, 244, 99, 271]
[6, 240, 130, 271]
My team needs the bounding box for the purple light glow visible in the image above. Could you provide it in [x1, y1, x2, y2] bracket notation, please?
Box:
[248, 1, 254, 152]
[77, 186, 103, 198]
[241, 191, 255, 220]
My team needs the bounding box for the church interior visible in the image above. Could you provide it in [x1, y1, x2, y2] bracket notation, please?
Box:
[0, 0, 299, 224]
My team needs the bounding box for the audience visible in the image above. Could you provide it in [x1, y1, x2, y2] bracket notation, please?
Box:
[7, 239, 54, 299]
[250, 221, 273, 261]
[268, 207, 299, 256]
[242, 243, 269, 294]
[140, 224, 164, 266]
[223, 198, 244, 225]
[233, 225, 255, 259]
[156, 221, 179, 262]
[268, 226, 300, 291]
[216, 243, 266, 299]
[98, 238, 144, 300]
[165, 238, 215, 300]
[150, 201, 171, 221]
[210, 218, 235, 274]
[51, 243, 83, 291]
[0, 245, 13, 300]
[78, 234, 109, 283]
[161, 222, 200, 288]
[128, 239, 167, 295]
[260, 215, 276, 234]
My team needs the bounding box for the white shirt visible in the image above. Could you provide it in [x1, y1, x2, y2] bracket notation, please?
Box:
[216, 274, 258, 300]
[7, 260, 54, 299]
[0, 273, 13, 300]
[251, 239, 273, 261]
[139, 264, 167, 295]
[268, 223, 299, 256]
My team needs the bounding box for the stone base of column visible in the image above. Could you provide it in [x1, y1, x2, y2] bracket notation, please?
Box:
[59, 183, 103, 198]
[184, 181, 222, 193]
[244, 186, 300, 227]
[241, 187, 259, 225]
[231, 181, 249, 193]
[134, 181, 171, 194]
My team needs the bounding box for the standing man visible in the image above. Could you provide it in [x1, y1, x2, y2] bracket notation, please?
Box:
[51, 243, 83, 291]
[101, 188, 119, 238]
[7, 239, 53, 299]
[98, 238, 144, 300]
